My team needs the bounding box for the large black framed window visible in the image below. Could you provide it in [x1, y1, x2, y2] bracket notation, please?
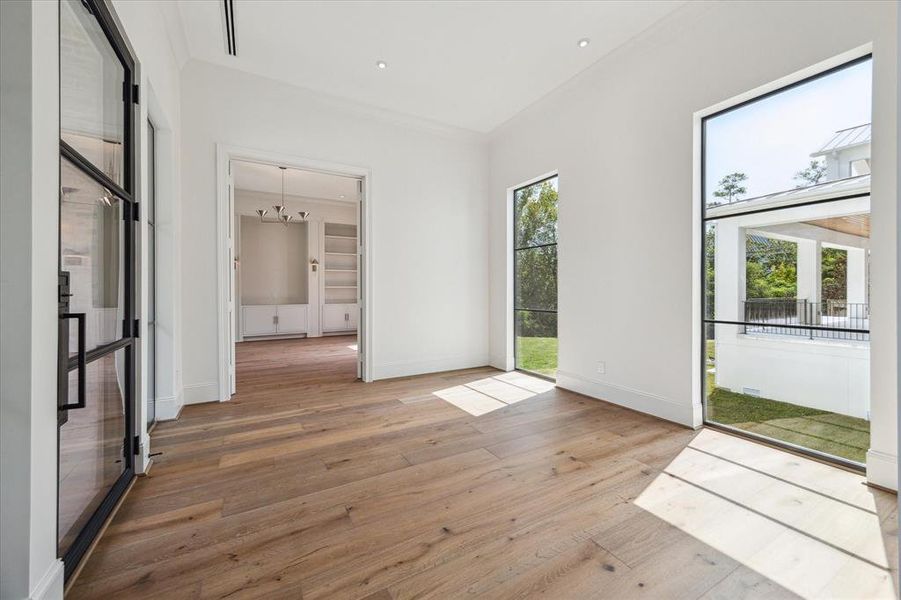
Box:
[513, 175, 558, 379]
[701, 56, 872, 469]
[58, 0, 138, 580]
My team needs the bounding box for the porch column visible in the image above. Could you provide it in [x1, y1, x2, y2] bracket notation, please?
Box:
[796, 239, 821, 323]
[714, 222, 743, 322]
[846, 247, 867, 304]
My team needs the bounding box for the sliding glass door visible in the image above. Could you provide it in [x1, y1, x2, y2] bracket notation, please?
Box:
[58, 0, 137, 579]
[513, 176, 558, 379]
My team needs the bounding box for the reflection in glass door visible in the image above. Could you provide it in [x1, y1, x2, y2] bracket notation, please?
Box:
[513, 176, 558, 379]
[58, 0, 136, 580]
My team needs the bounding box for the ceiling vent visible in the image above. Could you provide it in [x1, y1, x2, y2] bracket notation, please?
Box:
[222, 0, 237, 56]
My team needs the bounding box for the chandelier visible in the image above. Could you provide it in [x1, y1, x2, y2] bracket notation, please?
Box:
[256, 166, 310, 225]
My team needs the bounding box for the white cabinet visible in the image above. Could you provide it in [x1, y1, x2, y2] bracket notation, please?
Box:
[323, 303, 357, 333]
[242, 304, 309, 337]
[243, 305, 277, 336]
[277, 304, 308, 333]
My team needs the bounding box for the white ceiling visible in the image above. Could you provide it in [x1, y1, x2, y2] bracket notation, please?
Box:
[175, 1, 684, 133]
[233, 161, 360, 202]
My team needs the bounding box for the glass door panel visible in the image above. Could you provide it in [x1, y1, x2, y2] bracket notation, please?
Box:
[58, 349, 127, 557]
[61, 157, 124, 354]
[60, 0, 125, 186]
[58, 0, 135, 580]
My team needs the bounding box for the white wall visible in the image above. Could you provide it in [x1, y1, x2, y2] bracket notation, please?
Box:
[181, 60, 489, 399]
[238, 217, 309, 305]
[0, 2, 63, 598]
[487, 1, 897, 488]
[113, 0, 185, 425]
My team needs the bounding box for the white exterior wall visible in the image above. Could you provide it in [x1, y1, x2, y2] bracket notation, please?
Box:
[487, 1, 897, 488]
[716, 331, 870, 419]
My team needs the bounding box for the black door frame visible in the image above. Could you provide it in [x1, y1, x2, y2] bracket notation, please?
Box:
[57, 0, 138, 581]
[699, 54, 872, 472]
[512, 174, 558, 381]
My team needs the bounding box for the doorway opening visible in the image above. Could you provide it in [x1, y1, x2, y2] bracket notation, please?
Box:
[222, 156, 370, 396]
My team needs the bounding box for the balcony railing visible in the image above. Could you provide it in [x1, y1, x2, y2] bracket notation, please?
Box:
[743, 298, 869, 342]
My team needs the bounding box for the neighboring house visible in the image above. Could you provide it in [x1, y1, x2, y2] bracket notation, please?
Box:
[708, 124, 871, 419]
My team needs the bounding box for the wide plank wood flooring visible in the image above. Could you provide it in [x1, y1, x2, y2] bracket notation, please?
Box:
[68, 336, 898, 599]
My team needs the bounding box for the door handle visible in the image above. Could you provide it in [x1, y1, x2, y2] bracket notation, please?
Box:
[60, 312, 87, 411]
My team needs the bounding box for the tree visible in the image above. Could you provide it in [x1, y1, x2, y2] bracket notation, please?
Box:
[794, 160, 827, 187]
[515, 180, 558, 338]
[745, 236, 797, 299]
[821, 247, 847, 301]
[712, 172, 748, 205]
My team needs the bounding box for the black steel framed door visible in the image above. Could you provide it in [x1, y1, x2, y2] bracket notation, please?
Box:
[58, 0, 137, 581]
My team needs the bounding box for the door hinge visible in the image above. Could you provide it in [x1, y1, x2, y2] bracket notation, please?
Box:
[133, 318, 140, 338]
[134, 435, 142, 455]
[132, 83, 140, 105]
[133, 202, 140, 222]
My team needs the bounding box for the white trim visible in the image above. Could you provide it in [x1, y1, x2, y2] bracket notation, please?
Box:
[153, 393, 183, 421]
[31, 559, 63, 600]
[215, 144, 374, 401]
[557, 369, 697, 428]
[183, 381, 219, 405]
[373, 354, 490, 381]
[866, 449, 898, 491]
[489, 354, 509, 371]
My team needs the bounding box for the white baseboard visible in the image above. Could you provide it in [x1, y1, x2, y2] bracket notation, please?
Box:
[489, 354, 512, 372]
[373, 354, 490, 380]
[183, 381, 219, 405]
[866, 449, 898, 491]
[154, 393, 183, 421]
[31, 559, 63, 600]
[556, 369, 696, 427]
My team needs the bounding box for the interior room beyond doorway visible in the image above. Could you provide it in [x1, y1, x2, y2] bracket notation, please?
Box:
[232, 160, 363, 385]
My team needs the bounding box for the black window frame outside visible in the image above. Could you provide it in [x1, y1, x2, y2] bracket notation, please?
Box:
[57, 0, 138, 581]
[700, 54, 873, 472]
[513, 174, 558, 381]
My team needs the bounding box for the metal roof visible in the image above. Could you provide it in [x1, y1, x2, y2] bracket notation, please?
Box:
[706, 174, 870, 218]
[811, 123, 871, 156]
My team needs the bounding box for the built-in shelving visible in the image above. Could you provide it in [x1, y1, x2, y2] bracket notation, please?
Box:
[322, 222, 358, 327]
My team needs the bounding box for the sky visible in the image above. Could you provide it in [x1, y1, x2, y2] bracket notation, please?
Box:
[705, 58, 872, 205]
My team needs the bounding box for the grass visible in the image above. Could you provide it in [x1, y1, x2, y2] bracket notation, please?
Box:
[707, 383, 870, 464]
[706, 339, 868, 463]
[516, 336, 557, 378]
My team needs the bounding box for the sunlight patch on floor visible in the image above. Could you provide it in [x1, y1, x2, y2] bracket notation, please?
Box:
[432, 372, 554, 416]
[347, 344, 357, 351]
[635, 429, 895, 599]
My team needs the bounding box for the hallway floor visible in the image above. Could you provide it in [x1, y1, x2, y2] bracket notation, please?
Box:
[68, 336, 898, 599]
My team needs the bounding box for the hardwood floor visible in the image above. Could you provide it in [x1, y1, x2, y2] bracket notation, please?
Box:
[68, 336, 898, 599]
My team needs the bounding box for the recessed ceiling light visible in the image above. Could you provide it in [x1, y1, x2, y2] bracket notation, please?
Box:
[339, 194, 346, 199]
[376, 60, 388, 69]
[577, 38, 590, 48]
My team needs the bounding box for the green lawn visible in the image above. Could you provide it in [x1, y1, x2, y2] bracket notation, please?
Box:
[707, 385, 870, 463]
[516, 336, 557, 378]
[705, 339, 868, 463]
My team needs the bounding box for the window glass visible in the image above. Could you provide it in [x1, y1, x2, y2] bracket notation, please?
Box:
[704, 59, 871, 209]
[60, 0, 125, 186]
